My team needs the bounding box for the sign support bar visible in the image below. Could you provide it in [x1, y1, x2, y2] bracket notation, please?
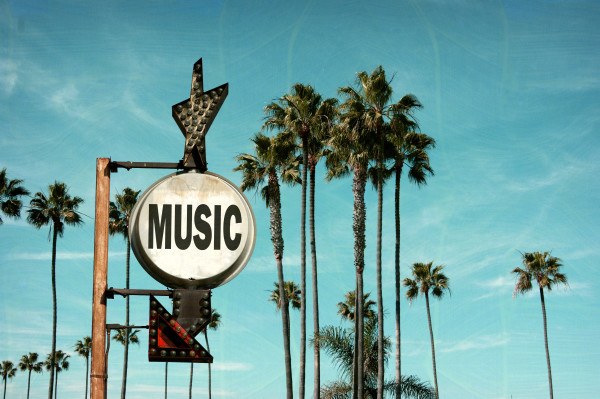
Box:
[91, 158, 110, 399]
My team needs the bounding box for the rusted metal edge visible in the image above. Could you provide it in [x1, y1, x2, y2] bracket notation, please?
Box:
[106, 287, 173, 299]
[108, 161, 186, 172]
[106, 324, 149, 330]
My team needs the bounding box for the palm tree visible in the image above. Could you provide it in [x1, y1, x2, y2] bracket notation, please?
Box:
[328, 79, 378, 399]
[387, 117, 435, 397]
[204, 309, 221, 399]
[74, 337, 92, 399]
[337, 290, 377, 323]
[0, 168, 30, 225]
[234, 131, 299, 399]
[109, 187, 140, 399]
[19, 352, 43, 399]
[27, 182, 83, 399]
[340, 66, 429, 399]
[188, 309, 222, 399]
[314, 298, 435, 399]
[512, 251, 568, 399]
[403, 262, 450, 399]
[1, 361, 17, 399]
[45, 351, 69, 399]
[269, 281, 302, 311]
[265, 84, 338, 399]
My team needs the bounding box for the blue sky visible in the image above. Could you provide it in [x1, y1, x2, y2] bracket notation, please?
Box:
[1, 0, 598, 398]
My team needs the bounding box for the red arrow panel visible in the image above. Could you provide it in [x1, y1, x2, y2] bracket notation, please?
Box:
[148, 295, 213, 363]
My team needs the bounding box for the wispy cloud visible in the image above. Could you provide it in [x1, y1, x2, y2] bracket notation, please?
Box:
[0, 59, 18, 94]
[212, 361, 254, 371]
[473, 275, 514, 301]
[440, 333, 509, 353]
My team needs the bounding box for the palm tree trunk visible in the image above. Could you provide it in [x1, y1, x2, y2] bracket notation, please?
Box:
[55, 371, 58, 399]
[164, 362, 168, 399]
[394, 164, 402, 398]
[352, 167, 366, 399]
[299, 136, 308, 399]
[121, 238, 131, 399]
[425, 292, 439, 399]
[3, 378, 7, 399]
[352, 275, 358, 399]
[27, 370, 32, 399]
[85, 356, 89, 399]
[376, 158, 384, 399]
[205, 331, 212, 399]
[269, 173, 293, 399]
[539, 287, 554, 399]
[309, 164, 320, 399]
[188, 364, 193, 399]
[48, 225, 58, 399]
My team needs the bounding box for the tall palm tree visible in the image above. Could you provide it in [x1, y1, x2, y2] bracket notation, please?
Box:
[265, 84, 338, 399]
[314, 297, 435, 399]
[27, 182, 83, 399]
[0, 168, 30, 225]
[340, 66, 428, 399]
[108, 187, 141, 399]
[234, 131, 300, 399]
[45, 351, 69, 399]
[387, 117, 435, 397]
[328, 80, 378, 399]
[74, 337, 92, 399]
[403, 262, 450, 399]
[19, 352, 43, 399]
[512, 251, 568, 399]
[1, 361, 17, 399]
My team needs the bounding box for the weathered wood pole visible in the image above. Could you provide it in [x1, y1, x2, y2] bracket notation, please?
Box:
[91, 158, 111, 399]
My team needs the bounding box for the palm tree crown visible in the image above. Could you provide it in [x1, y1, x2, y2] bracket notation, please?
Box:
[108, 188, 141, 238]
[19, 352, 43, 399]
[404, 262, 450, 302]
[1, 360, 17, 399]
[27, 181, 83, 234]
[269, 281, 302, 311]
[512, 251, 568, 295]
[0, 168, 30, 225]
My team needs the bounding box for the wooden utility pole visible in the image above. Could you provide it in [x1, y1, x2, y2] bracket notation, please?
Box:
[91, 158, 110, 399]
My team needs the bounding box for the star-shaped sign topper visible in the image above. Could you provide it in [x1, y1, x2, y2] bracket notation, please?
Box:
[172, 59, 228, 171]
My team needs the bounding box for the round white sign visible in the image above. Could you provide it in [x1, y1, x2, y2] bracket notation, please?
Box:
[129, 170, 256, 289]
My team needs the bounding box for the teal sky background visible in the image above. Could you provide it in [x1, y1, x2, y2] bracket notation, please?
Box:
[1, 0, 599, 398]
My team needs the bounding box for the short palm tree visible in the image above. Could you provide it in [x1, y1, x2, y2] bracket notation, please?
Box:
[45, 351, 69, 399]
[234, 131, 300, 399]
[0, 168, 30, 225]
[74, 337, 92, 399]
[403, 262, 450, 399]
[108, 187, 140, 399]
[314, 298, 435, 399]
[27, 182, 83, 399]
[1, 361, 17, 399]
[19, 352, 43, 399]
[512, 251, 568, 399]
[187, 309, 222, 399]
[269, 280, 302, 312]
[265, 84, 338, 399]
[337, 290, 377, 323]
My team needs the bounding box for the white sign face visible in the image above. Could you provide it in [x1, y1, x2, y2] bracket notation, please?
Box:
[129, 171, 256, 289]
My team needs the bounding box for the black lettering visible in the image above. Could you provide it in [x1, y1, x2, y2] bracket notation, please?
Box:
[214, 205, 221, 250]
[175, 204, 192, 250]
[148, 204, 171, 249]
[224, 205, 242, 250]
[193, 204, 211, 250]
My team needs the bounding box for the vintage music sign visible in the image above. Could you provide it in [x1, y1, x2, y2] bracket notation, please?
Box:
[129, 170, 256, 289]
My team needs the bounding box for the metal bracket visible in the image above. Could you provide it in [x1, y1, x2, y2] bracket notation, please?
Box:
[105, 288, 173, 299]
